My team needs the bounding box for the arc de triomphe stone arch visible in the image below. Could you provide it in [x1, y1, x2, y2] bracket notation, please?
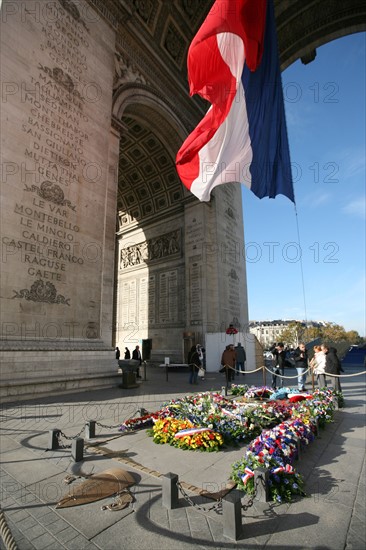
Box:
[1, 0, 365, 401]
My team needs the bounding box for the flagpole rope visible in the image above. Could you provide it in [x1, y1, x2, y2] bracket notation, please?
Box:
[293, 202, 309, 334]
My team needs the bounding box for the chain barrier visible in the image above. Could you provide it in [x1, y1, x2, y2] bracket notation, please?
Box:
[241, 476, 262, 511]
[59, 427, 84, 441]
[263, 365, 312, 380]
[52, 427, 84, 449]
[222, 364, 264, 375]
[176, 481, 223, 512]
[177, 475, 264, 513]
[263, 365, 366, 379]
[321, 370, 366, 378]
[47, 409, 148, 450]
[95, 421, 123, 430]
[220, 363, 366, 380]
[57, 432, 72, 449]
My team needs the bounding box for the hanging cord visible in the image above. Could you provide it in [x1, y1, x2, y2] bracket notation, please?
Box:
[294, 202, 309, 335]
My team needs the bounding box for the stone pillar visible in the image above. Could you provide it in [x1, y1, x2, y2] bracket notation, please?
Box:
[115, 212, 186, 362]
[184, 183, 249, 339]
[0, 0, 118, 401]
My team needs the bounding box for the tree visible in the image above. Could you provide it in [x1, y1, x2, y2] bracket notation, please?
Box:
[344, 330, 362, 344]
[277, 322, 306, 348]
[305, 325, 322, 341]
[321, 323, 347, 342]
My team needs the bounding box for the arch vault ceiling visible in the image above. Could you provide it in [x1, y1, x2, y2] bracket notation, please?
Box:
[108, 0, 366, 227]
[117, 114, 187, 227]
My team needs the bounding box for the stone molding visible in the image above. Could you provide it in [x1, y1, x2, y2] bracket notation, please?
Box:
[114, 52, 148, 90]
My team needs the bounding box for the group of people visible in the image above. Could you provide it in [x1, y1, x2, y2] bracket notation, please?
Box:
[188, 342, 247, 384]
[115, 345, 142, 379]
[268, 341, 343, 392]
[220, 343, 247, 382]
[310, 344, 343, 392]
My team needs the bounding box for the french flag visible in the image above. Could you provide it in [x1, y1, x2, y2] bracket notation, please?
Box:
[176, 0, 294, 203]
[174, 427, 212, 438]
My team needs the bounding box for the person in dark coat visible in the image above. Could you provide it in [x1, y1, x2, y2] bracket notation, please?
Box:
[322, 345, 342, 392]
[188, 345, 201, 384]
[115, 347, 120, 360]
[293, 342, 308, 391]
[235, 343, 247, 375]
[221, 344, 236, 383]
[124, 347, 131, 359]
[272, 343, 286, 389]
[132, 345, 142, 379]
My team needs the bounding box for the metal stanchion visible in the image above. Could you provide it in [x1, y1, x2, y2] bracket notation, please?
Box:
[222, 489, 242, 541]
[71, 438, 84, 462]
[85, 420, 96, 439]
[48, 429, 61, 450]
[162, 472, 179, 510]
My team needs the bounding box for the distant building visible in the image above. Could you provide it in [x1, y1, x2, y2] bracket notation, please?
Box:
[249, 320, 326, 348]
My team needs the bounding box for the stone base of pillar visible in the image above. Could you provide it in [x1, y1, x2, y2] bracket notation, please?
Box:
[0, 347, 118, 403]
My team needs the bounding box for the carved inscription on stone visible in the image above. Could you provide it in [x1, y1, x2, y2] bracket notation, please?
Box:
[219, 186, 244, 324]
[117, 269, 182, 329]
[158, 270, 178, 323]
[1, 0, 115, 338]
[189, 256, 202, 325]
[148, 274, 156, 325]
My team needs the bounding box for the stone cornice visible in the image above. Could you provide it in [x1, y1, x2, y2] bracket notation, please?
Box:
[0, 339, 113, 351]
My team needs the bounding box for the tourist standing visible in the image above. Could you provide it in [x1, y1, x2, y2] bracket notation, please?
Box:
[124, 347, 131, 359]
[272, 343, 286, 390]
[115, 346, 120, 362]
[323, 345, 342, 392]
[235, 343, 247, 375]
[311, 345, 327, 388]
[188, 345, 201, 384]
[221, 344, 236, 384]
[132, 345, 142, 379]
[197, 344, 205, 380]
[293, 342, 308, 391]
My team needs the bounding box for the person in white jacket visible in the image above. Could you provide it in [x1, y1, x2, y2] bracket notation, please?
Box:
[311, 345, 327, 388]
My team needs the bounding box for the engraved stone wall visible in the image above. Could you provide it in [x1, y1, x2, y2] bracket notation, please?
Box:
[0, 0, 116, 348]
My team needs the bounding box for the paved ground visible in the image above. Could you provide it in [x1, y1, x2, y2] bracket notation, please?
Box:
[0, 364, 365, 549]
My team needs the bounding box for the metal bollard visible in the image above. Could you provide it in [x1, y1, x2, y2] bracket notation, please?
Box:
[48, 429, 61, 450]
[222, 489, 242, 541]
[85, 420, 96, 439]
[71, 438, 84, 462]
[254, 468, 270, 502]
[162, 472, 179, 510]
[315, 417, 320, 437]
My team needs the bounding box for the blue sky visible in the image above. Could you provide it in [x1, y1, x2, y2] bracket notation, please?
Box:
[242, 32, 366, 336]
